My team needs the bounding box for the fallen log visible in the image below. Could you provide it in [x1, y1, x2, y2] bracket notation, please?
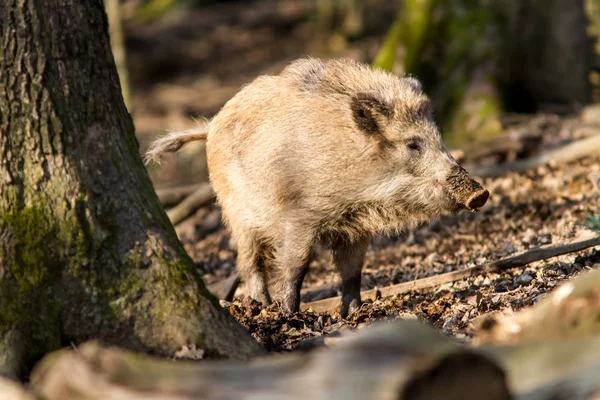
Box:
[301, 233, 600, 314]
[481, 334, 600, 400]
[469, 133, 600, 178]
[474, 267, 600, 345]
[474, 268, 600, 399]
[156, 183, 206, 207]
[25, 321, 511, 400]
[167, 184, 215, 225]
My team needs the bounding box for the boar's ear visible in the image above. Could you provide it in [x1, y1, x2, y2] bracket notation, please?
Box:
[403, 76, 423, 93]
[351, 90, 393, 135]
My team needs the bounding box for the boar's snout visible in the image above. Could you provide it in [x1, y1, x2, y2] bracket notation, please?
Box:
[465, 188, 489, 210]
[446, 164, 489, 212]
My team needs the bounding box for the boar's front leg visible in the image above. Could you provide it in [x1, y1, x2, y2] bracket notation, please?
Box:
[332, 236, 370, 318]
[277, 223, 314, 314]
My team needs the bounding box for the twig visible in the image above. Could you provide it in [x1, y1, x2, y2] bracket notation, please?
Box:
[468, 134, 600, 178]
[167, 184, 215, 225]
[301, 235, 600, 314]
[156, 183, 206, 207]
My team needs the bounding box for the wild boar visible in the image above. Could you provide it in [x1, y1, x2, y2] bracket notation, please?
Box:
[145, 57, 489, 317]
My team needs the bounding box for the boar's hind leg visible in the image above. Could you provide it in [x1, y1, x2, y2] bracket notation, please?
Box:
[332, 236, 370, 318]
[235, 234, 272, 306]
[276, 224, 315, 315]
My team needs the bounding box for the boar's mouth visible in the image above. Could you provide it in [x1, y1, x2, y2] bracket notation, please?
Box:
[446, 166, 489, 212]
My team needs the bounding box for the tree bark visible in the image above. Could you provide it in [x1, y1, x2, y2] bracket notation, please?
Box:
[0, 0, 263, 380]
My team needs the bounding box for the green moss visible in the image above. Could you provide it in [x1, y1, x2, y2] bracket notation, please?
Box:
[0, 207, 55, 298]
[373, 0, 435, 79]
[136, 0, 178, 22]
[0, 206, 64, 375]
[107, 248, 146, 312]
[400, 0, 435, 77]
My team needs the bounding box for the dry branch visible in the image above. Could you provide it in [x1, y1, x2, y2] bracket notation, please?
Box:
[302, 234, 600, 314]
[166, 184, 215, 225]
[469, 133, 600, 178]
[156, 183, 206, 207]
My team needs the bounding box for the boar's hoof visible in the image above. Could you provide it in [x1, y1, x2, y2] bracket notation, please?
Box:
[340, 297, 361, 319]
[465, 188, 489, 211]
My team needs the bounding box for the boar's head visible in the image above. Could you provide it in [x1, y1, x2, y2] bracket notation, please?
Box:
[350, 77, 489, 222]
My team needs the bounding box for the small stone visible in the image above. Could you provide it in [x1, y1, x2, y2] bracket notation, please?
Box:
[219, 299, 231, 308]
[313, 320, 322, 331]
[218, 250, 232, 261]
[442, 315, 460, 330]
[174, 345, 205, 360]
[522, 228, 537, 244]
[465, 295, 478, 306]
[516, 273, 534, 286]
[200, 210, 222, 234]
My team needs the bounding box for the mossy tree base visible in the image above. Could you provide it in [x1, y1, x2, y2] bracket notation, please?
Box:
[0, 0, 263, 380]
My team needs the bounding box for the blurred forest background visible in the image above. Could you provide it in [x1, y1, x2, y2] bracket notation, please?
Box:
[110, 0, 600, 188]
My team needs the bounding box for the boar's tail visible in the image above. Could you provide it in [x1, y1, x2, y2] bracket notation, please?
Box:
[144, 124, 208, 165]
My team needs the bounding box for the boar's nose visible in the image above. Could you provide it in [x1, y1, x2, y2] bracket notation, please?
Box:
[447, 164, 489, 211]
[465, 188, 489, 210]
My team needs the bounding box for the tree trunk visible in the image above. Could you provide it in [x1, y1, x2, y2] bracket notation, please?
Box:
[500, 0, 592, 111]
[0, 0, 263, 380]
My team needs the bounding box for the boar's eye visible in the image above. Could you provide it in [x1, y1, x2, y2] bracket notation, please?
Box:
[407, 139, 421, 152]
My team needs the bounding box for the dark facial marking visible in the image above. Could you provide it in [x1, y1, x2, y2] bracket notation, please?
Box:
[398, 98, 433, 124]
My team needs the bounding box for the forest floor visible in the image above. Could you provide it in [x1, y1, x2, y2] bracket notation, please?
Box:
[124, 0, 600, 354]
